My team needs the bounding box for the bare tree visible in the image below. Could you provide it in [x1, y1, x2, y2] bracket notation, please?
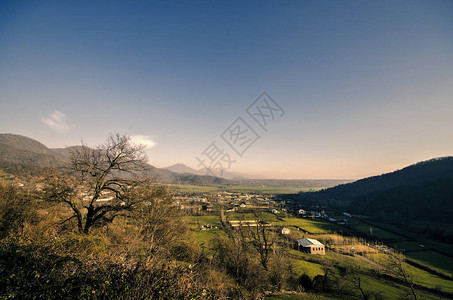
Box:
[44, 133, 156, 234]
[369, 252, 418, 300]
[133, 183, 186, 255]
[243, 212, 278, 270]
[213, 227, 250, 280]
[385, 253, 418, 300]
[343, 267, 368, 300]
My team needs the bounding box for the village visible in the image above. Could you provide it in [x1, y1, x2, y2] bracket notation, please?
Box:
[168, 188, 370, 257]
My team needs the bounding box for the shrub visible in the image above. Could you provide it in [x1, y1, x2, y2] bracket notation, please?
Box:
[298, 274, 313, 291]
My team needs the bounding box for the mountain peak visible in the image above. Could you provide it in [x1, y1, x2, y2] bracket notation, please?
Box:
[164, 163, 198, 174]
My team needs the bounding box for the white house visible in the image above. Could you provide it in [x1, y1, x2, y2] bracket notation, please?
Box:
[297, 238, 325, 255]
[277, 227, 291, 235]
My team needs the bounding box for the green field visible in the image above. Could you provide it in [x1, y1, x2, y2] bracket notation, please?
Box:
[224, 214, 345, 235]
[347, 217, 453, 276]
[188, 215, 222, 227]
[167, 184, 325, 194]
[347, 223, 403, 240]
[266, 293, 352, 299]
[406, 250, 453, 276]
[290, 255, 325, 278]
[387, 240, 425, 251]
[405, 260, 453, 294]
[186, 216, 226, 252]
[167, 184, 220, 193]
[275, 218, 342, 234]
[225, 186, 321, 194]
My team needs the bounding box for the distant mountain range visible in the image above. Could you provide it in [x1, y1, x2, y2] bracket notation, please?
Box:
[291, 157, 453, 225]
[164, 163, 260, 180]
[0, 133, 228, 184]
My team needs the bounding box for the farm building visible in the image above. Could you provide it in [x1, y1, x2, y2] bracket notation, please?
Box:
[277, 227, 291, 235]
[297, 238, 325, 255]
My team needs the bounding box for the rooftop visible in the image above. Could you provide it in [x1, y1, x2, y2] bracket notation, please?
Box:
[297, 238, 325, 247]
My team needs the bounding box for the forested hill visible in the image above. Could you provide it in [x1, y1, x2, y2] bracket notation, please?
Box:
[294, 157, 453, 223]
[0, 133, 64, 173]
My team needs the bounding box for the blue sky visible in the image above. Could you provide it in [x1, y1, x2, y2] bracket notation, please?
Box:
[1, 1, 452, 179]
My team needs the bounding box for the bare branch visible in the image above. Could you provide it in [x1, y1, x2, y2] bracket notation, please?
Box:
[42, 133, 158, 234]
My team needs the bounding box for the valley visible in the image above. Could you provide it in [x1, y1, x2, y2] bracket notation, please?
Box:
[0, 133, 452, 299]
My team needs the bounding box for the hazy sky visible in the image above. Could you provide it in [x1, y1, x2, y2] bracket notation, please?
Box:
[1, 1, 452, 179]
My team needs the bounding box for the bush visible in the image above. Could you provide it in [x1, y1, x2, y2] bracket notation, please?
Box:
[58, 234, 109, 259]
[0, 182, 38, 239]
[0, 241, 206, 299]
[298, 274, 313, 291]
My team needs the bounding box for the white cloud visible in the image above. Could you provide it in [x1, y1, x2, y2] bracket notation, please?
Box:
[130, 135, 157, 149]
[41, 110, 74, 133]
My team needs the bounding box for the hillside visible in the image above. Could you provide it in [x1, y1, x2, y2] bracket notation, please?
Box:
[0, 134, 228, 185]
[292, 157, 453, 238]
[0, 134, 64, 173]
[320, 157, 453, 199]
[0, 133, 52, 155]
